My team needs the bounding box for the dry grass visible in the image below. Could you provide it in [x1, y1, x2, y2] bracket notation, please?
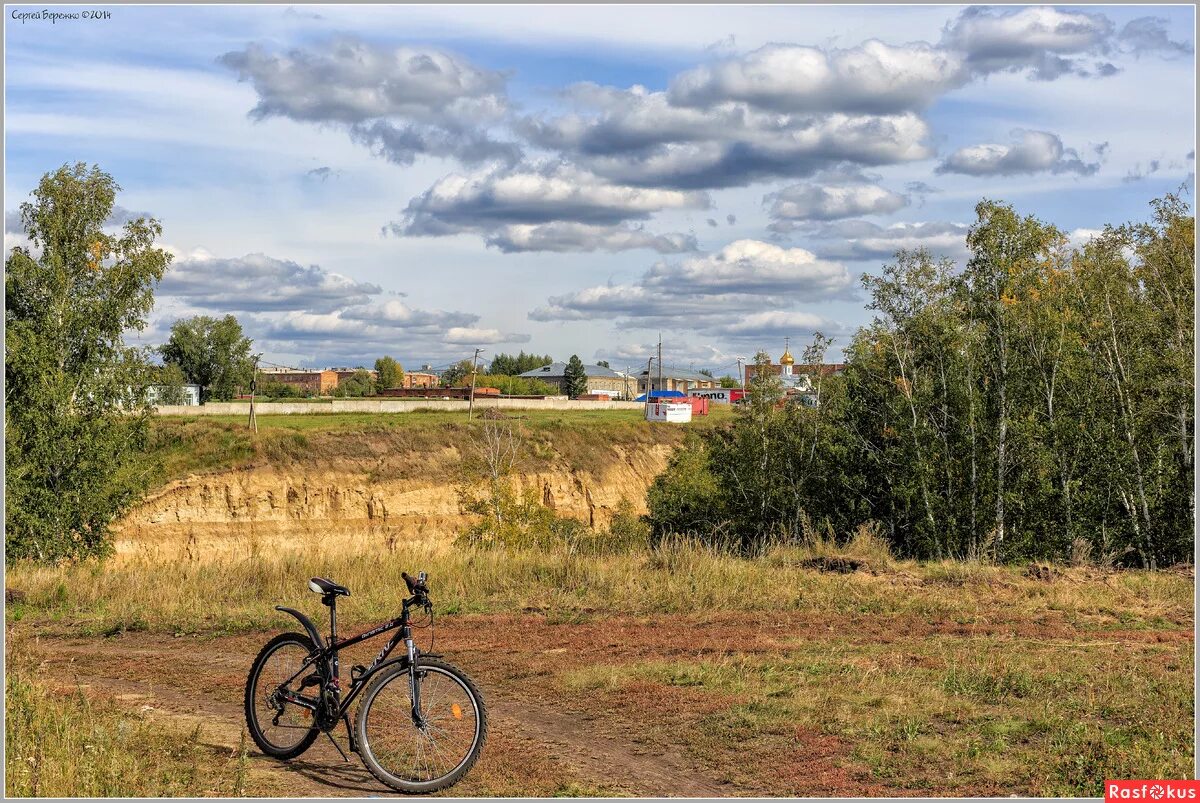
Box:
[5, 540, 1193, 797]
[4, 630, 248, 797]
[6, 537, 1191, 638]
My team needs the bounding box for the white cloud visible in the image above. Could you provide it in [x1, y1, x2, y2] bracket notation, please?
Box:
[804, 220, 971, 261]
[942, 6, 1115, 80]
[530, 239, 853, 333]
[668, 40, 967, 113]
[444, 327, 530, 345]
[766, 173, 909, 227]
[159, 252, 382, 313]
[220, 37, 520, 165]
[936, 130, 1099, 177]
[395, 162, 707, 251]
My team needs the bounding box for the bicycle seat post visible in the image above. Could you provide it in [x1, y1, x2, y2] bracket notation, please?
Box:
[324, 592, 339, 681]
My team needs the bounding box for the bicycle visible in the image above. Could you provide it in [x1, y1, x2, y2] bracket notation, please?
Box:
[244, 571, 487, 794]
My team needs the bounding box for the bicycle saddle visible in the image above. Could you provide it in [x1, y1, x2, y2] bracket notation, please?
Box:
[308, 577, 351, 597]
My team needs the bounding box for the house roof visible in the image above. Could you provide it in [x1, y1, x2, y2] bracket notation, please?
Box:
[519, 362, 626, 379]
[639, 365, 714, 382]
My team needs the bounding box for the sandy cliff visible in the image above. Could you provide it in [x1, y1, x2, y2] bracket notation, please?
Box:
[114, 441, 675, 561]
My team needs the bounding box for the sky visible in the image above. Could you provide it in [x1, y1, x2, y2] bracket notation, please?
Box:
[4, 4, 1195, 375]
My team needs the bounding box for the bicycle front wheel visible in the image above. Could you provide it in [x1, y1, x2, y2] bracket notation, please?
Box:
[355, 657, 487, 794]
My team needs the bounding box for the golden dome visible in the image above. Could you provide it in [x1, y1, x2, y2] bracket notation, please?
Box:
[779, 342, 795, 366]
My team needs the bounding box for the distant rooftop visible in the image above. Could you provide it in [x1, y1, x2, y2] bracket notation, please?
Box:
[519, 362, 627, 379]
[638, 365, 714, 382]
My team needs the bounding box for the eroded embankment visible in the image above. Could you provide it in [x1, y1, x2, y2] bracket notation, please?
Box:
[115, 417, 681, 560]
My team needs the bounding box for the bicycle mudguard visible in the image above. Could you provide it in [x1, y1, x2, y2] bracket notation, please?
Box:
[275, 606, 327, 650]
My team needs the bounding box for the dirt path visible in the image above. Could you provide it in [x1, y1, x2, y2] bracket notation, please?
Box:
[38, 634, 745, 797]
[28, 608, 1188, 797]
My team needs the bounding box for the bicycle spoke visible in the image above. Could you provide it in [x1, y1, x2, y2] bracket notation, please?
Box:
[362, 665, 480, 787]
[250, 639, 317, 751]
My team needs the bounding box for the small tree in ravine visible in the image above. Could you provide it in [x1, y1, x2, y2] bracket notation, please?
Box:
[5, 163, 172, 562]
[160, 314, 253, 402]
[563, 354, 588, 398]
[374, 356, 403, 389]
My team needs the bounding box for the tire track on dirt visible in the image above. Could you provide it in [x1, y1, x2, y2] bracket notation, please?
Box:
[41, 636, 744, 797]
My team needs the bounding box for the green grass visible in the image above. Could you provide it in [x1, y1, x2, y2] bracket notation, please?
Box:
[558, 635, 1193, 795]
[146, 408, 733, 484]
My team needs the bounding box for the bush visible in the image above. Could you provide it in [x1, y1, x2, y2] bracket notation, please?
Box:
[645, 434, 725, 546]
[259, 381, 305, 399]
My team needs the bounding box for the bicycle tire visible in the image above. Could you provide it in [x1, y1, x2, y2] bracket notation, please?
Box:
[355, 657, 488, 794]
[244, 632, 321, 759]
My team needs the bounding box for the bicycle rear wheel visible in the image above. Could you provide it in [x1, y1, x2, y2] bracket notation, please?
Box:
[355, 657, 487, 794]
[244, 632, 321, 759]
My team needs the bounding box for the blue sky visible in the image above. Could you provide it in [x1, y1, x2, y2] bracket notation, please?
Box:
[4, 4, 1195, 374]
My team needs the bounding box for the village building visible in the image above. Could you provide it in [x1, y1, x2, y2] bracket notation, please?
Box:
[519, 362, 634, 398]
[743, 340, 848, 404]
[638, 366, 718, 395]
[401, 371, 438, 389]
[259, 368, 339, 396]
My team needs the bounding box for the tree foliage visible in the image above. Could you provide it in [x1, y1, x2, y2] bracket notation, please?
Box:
[440, 358, 475, 387]
[5, 163, 172, 562]
[480, 374, 558, 396]
[488, 351, 552, 376]
[332, 369, 376, 398]
[374, 356, 403, 389]
[647, 194, 1194, 566]
[151, 362, 188, 406]
[160, 315, 253, 402]
[563, 354, 588, 398]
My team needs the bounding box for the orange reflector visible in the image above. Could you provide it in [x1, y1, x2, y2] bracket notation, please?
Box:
[451, 704, 463, 720]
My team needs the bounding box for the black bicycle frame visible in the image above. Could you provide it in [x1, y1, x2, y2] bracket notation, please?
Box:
[272, 598, 428, 738]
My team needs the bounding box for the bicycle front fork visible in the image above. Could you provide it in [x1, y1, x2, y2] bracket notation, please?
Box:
[406, 637, 426, 728]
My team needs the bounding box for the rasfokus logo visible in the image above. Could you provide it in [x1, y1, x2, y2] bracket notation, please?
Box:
[1107, 782, 1200, 801]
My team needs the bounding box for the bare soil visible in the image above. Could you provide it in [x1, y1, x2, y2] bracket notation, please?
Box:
[26, 609, 1191, 797]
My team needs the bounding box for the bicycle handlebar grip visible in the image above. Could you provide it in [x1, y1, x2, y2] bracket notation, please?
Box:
[402, 571, 429, 595]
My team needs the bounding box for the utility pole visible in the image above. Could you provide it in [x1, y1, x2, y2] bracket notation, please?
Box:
[624, 366, 632, 401]
[657, 333, 663, 399]
[248, 354, 259, 433]
[644, 356, 655, 415]
[736, 356, 746, 393]
[467, 348, 483, 420]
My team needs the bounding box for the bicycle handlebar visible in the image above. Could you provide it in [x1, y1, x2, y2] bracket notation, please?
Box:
[401, 571, 429, 598]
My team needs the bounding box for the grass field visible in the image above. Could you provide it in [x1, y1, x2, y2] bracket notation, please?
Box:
[6, 535, 1193, 796]
[147, 407, 728, 485]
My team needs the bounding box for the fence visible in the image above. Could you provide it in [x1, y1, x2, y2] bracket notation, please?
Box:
[154, 397, 647, 415]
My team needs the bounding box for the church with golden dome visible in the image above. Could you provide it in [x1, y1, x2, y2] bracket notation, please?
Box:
[743, 339, 847, 398]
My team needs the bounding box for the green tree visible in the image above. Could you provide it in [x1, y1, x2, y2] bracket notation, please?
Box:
[374, 356, 403, 389]
[563, 354, 588, 398]
[719, 375, 741, 388]
[152, 362, 188, 406]
[260, 381, 304, 399]
[160, 315, 253, 402]
[483, 375, 558, 396]
[488, 351, 553, 375]
[5, 163, 172, 562]
[440, 358, 475, 387]
[332, 369, 376, 397]
[642, 193, 1194, 565]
